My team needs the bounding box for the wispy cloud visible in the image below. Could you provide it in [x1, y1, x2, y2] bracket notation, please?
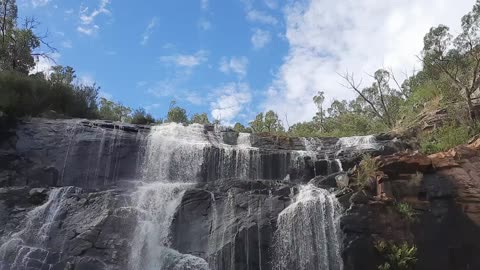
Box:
[61, 40, 73, 49]
[141, 17, 159, 46]
[219, 56, 249, 78]
[77, 0, 112, 36]
[159, 50, 208, 68]
[251, 28, 271, 49]
[264, 0, 278, 9]
[210, 82, 252, 125]
[201, 0, 209, 11]
[198, 18, 212, 31]
[31, 0, 51, 8]
[246, 9, 278, 25]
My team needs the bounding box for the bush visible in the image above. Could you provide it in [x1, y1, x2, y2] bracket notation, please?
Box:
[355, 154, 378, 188]
[131, 108, 155, 125]
[0, 71, 99, 119]
[419, 122, 474, 154]
[395, 202, 417, 222]
[375, 241, 417, 270]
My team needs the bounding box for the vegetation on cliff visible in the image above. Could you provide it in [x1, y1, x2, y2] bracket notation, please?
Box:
[1, 0, 480, 152]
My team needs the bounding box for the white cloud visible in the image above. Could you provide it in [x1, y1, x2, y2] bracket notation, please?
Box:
[159, 50, 208, 68]
[251, 28, 271, 49]
[141, 17, 159, 45]
[31, 0, 50, 7]
[263, 0, 474, 124]
[61, 40, 73, 48]
[185, 92, 204, 105]
[246, 9, 278, 25]
[99, 91, 113, 100]
[219, 56, 249, 78]
[210, 82, 252, 124]
[31, 53, 60, 75]
[201, 0, 208, 10]
[198, 18, 212, 31]
[77, 0, 111, 36]
[264, 0, 278, 9]
[78, 74, 95, 86]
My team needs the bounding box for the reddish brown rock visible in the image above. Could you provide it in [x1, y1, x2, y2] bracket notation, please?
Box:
[376, 153, 433, 176]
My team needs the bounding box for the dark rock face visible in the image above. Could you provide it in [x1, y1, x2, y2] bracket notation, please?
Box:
[342, 140, 480, 270]
[1, 117, 446, 270]
[0, 118, 149, 189]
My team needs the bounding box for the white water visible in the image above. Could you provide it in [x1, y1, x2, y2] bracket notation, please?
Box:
[129, 123, 211, 270]
[0, 187, 79, 270]
[336, 135, 378, 150]
[128, 182, 209, 270]
[274, 184, 343, 270]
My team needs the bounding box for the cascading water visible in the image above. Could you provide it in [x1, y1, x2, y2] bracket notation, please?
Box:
[129, 123, 210, 270]
[0, 187, 80, 270]
[273, 184, 343, 270]
[336, 135, 378, 150]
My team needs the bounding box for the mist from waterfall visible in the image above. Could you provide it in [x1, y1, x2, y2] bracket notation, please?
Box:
[273, 184, 343, 270]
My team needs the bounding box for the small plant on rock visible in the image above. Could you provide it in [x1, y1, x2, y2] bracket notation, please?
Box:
[375, 240, 418, 270]
[355, 154, 378, 188]
[396, 202, 417, 222]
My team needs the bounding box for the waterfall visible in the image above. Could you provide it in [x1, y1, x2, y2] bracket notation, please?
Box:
[336, 135, 377, 150]
[128, 182, 208, 270]
[0, 187, 80, 270]
[129, 123, 210, 270]
[273, 184, 343, 270]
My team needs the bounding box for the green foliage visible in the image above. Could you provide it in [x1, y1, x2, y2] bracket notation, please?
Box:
[98, 98, 131, 122]
[395, 202, 417, 222]
[419, 122, 474, 154]
[166, 106, 188, 124]
[375, 241, 418, 270]
[233, 122, 251, 133]
[249, 111, 284, 134]
[355, 154, 378, 187]
[166, 103, 188, 124]
[0, 71, 99, 119]
[131, 108, 155, 125]
[190, 113, 210, 125]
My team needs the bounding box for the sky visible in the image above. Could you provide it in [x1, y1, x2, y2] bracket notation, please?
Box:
[20, 0, 476, 126]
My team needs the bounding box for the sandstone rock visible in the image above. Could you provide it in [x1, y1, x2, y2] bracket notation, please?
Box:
[377, 153, 433, 176]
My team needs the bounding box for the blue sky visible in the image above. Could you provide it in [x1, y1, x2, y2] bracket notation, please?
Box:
[20, 0, 474, 126]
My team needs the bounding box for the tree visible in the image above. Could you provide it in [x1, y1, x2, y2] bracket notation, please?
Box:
[49, 65, 75, 86]
[166, 101, 188, 123]
[0, 1, 54, 74]
[249, 111, 284, 133]
[421, 1, 480, 120]
[131, 108, 155, 125]
[313, 91, 325, 129]
[190, 112, 210, 124]
[98, 98, 131, 122]
[340, 69, 403, 128]
[249, 112, 264, 133]
[233, 122, 251, 133]
[264, 110, 284, 133]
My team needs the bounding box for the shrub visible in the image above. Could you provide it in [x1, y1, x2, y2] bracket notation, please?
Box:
[375, 240, 417, 270]
[0, 71, 99, 119]
[355, 154, 378, 188]
[131, 108, 155, 125]
[419, 122, 473, 154]
[395, 202, 417, 222]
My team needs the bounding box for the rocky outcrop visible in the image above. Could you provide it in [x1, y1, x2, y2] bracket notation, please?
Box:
[2, 117, 460, 270]
[341, 137, 480, 270]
